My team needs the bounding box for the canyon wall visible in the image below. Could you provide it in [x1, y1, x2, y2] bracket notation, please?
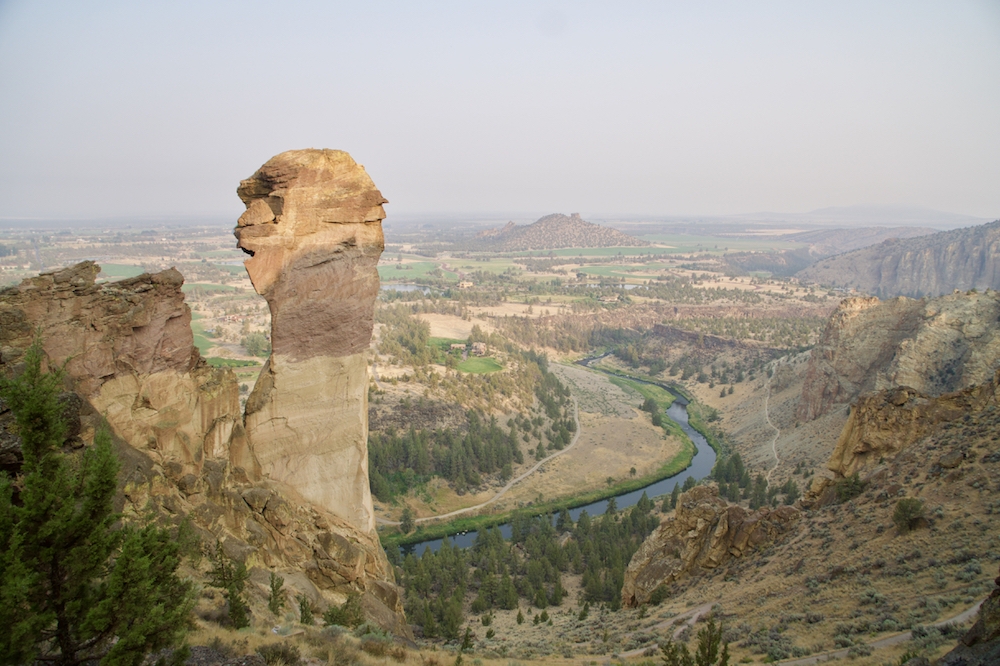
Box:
[796, 219, 1000, 297]
[235, 148, 386, 534]
[798, 290, 1000, 421]
[621, 485, 799, 607]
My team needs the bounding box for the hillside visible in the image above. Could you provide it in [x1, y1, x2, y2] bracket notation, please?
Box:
[796, 219, 1000, 297]
[474, 213, 649, 251]
[781, 225, 938, 257]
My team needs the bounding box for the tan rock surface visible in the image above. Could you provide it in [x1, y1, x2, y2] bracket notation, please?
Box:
[798, 290, 1000, 421]
[621, 485, 799, 607]
[236, 149, 386, 534]
[825, 368, 1000, 479]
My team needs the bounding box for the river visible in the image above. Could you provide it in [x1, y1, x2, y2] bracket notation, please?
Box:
[399, 362, 716, 555]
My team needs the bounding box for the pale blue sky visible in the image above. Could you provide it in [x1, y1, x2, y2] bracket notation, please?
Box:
[1, 1, 998, 220]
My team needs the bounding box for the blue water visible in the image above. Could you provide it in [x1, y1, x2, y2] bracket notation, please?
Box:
[398, 382, 716, 555]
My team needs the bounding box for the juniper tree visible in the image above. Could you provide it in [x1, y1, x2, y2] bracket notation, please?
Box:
[0, 340, 193, 666]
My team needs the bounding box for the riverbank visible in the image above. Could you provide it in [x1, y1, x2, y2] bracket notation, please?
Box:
[378, 367, 726, 552]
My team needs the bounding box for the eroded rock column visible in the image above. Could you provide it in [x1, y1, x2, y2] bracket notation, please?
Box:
[236, 149, 385, 533]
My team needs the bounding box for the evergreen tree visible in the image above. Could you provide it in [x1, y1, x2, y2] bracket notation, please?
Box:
[298, 595, 314, 625]
[268, 572, 286, 615]
[206, 544, 250, 629]
[0, 340, 193, 665]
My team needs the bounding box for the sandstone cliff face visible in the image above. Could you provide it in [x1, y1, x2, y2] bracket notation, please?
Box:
[798, 290, 1000, 421]
[796, 219, 1000, 297]
[621, 485, 799, 607]
[236, 149, 385, 534]
[0, 261, 249, 476]
[823, 368, 1000, 480]
[0, 259, 409, 637]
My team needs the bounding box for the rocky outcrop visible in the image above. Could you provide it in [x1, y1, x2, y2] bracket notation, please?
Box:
[824, 368, 1000, 479]
[0, 149, 410, 636]
[0, 261, 250, 476]
[939, 566, 1000, 666]
[235, 149, 386, 534]
[796, 219, 1000, 297]
[472, 213, 648, 251]
[798, 290, 1000, 421]
[621, 485, 799, 607]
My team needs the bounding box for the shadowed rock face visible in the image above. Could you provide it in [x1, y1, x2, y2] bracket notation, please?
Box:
[236, 149, 386, 534]
[621, 485, 799, 607]
[798, 290, 1000, 422]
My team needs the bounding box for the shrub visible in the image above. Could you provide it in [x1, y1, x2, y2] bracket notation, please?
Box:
[324, 594, 363, 628]
[893, 498, 924, 534]
[257, 643, 302, 666]
[835, 473, 866, 502]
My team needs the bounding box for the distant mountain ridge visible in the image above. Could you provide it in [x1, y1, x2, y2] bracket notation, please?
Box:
[796, 219, 1000, 297]
[474, 213, 649, 251]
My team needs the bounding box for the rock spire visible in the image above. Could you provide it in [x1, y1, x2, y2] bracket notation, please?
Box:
[236, 149, 386, 533]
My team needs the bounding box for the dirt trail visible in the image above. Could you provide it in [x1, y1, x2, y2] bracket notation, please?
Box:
[764, 361, 782, 485]
[377, 396, 581, 526]
[778, 599, 982, 665]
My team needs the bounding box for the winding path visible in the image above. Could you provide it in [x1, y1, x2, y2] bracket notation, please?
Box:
[763, 362, 782, 485]
[778, 599, 983, 665]
[376, 396, 581, 526]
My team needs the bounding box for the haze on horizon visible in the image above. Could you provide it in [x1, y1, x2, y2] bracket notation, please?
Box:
[0, 1, 998, 222]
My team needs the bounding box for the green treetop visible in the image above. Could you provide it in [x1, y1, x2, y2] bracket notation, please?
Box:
[0, 340, 194, 666]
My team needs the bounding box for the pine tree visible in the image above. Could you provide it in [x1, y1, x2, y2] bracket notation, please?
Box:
[268, 571, 286, 615]
[0, 340, 194, 665]
[206, 543, 250, 628]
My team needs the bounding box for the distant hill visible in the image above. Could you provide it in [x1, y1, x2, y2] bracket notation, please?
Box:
[796, 219, 1000, 297]
[473, 213, 649, 251]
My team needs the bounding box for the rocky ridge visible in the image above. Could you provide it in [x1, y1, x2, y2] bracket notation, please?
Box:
[796, 219, 1000, 297]
[475, 213, 648, 251]
[621, 485, 799, 607]
[0, 148, 410, 637]
[798, 290, 1000, 422]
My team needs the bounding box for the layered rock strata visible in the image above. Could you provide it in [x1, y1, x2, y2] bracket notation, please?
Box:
[0, 261, 408, 637]
[826, 369, 1000, 479]
[235, 149, 386, 534]
[0, 261, 250, 476]
[798, 290, 1000, 421]
[621, 485, 799, 607]
[796, 219, 1000, 298]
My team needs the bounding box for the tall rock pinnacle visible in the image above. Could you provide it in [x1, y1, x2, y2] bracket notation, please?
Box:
[236, 149, 386, 533]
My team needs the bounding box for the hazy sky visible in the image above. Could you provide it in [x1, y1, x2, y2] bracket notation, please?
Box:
[1, 1, 998, 221]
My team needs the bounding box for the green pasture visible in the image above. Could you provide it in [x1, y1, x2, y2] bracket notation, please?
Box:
[512, 246, 671, 258]
[206, 358, 260, 368]
[457, 357, 502, 374]
[97, 264, 144, 279]
[190, 313, 214, 354]
[378, 262, 457, 282]
[635, 234, 804, 254]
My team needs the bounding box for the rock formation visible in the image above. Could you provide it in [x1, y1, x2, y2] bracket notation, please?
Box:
[472, 213, 649, 251]
[939, 566, 1000, 665]
[235, 149, 386, 534]
[825, 369, 1000, 479]
[621, 485, 799, 607]
[798, 290, 1000, 421]
[0, 148, 410, 637]
[796, 219, 1000, 297]
[0, 261, 250, 476]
